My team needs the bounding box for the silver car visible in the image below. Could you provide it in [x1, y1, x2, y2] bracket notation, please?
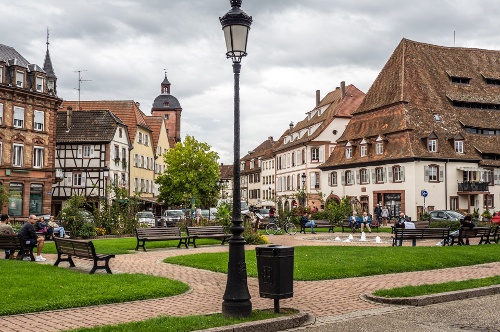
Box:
[429, 210, 465, 222]
[136, 211, 156, 227]
[162, 210, 185, 227]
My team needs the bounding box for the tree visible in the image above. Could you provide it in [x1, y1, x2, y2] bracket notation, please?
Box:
[156, 135, 220, 208]
[324, 196, 352, 227]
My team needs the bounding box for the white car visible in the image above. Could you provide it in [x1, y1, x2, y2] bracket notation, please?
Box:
[136, 211, 156, 227]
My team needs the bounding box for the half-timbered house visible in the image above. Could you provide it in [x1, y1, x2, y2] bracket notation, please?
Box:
[52, 109, 129, 214]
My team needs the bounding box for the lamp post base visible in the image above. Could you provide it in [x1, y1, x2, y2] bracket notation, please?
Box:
[222, 300, 252, 317]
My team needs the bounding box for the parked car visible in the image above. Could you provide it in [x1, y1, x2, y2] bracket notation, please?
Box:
[162, 210, 185, 227]
[429, 210, 465, 222]
[136, 211, 156, 227]
[200, 209, 216, 220]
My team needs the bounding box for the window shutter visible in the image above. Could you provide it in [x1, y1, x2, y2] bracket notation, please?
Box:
[366, 171, 370, 184]
[494, 169, 500, 185]
[90, 146, 94, 158]
[356, 170, 360, 184]
[371, 169, 376, 183]
[310, 173, 315, 188]
[341, 171, 346, 185]
[388, 168, 393, 183]
[328, 173, 332, 186]
[401, 166, 405, 182]
[319, 146, 324, 162]
[439, 167, 444, 182]
[65, 173, 72, 186]
[77, 146, 82, 158]
[424, 166, 429, 182]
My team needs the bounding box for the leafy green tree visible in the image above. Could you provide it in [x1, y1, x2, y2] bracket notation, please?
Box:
[156, 135, 220, 208]
[324, 196, 352, 226]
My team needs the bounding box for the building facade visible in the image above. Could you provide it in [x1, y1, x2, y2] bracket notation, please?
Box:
[52, 109, 129, 215]
[0, 44, 62, 218]
[273, 84, 365, 211]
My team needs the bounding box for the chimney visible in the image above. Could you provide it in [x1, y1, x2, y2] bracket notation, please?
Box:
[340, 81, 346, 98]
[316, 90, 320, 106]
[268, 136, 273, 142]
[66, 106, 73, 131]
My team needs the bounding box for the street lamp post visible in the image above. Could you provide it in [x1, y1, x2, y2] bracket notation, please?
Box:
[301, 173, 307, 207]
[220, 0, 253, 317]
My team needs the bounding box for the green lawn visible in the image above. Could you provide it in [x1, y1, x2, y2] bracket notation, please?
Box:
[373, 275, 500, 297]
[164, 245, 500, 281]
[68, 309, 292, 332]
[0, 260, 189, 316]
[42, 237, 222, 255]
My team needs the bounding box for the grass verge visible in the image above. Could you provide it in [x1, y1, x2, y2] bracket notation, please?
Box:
[164, 245, 500, 281]
[373, 275, 500, 298]
[67, 309, 294, 332]
[0, 260, 189, 316]
[41, 237, 222, 255]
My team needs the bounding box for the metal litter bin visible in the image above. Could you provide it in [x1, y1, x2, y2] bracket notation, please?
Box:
[256, 245, 294, 312]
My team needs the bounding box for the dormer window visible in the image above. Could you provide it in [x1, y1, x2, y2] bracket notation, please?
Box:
[450, 76, 470, 84]
[433, 113, 441, 122]
[36, 76, 44, 92]
[164, 114, 169, 120]
[345, 142, 352, 159]
[16, 70, 24, 87]
[455, 140, 464, 153]
[360, 138, 367, 157]
[486, 78, 500, 85]
[428, 139, 437, 152]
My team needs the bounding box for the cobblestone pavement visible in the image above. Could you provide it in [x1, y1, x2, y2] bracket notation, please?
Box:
[1, 231, 499, 332]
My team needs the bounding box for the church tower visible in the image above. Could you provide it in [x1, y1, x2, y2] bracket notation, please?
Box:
[43, 28, 57, 95]
[151, 72, 182, 147]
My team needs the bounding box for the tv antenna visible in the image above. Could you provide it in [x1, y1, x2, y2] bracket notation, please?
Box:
[74, 70, 91, 110]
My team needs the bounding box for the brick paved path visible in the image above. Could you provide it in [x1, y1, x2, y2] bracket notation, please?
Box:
[1, 232, 499, 332]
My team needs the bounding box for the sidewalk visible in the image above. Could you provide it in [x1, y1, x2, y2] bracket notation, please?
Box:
[1, 232, 499, 331]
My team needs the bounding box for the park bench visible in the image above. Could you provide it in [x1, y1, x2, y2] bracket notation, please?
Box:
[186, 226, 231, 248]
[341, 219, 379, 233]
[300, 219, 334, 233]
[0, 234, 36, 261]
[53, 237, 115, 274]
[135, 227, 191, 251]
[392, 228, 450, 246]
[450, 227, 492, 246]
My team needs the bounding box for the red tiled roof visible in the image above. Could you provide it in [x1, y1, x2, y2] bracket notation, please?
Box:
[322, 39, 500, 169]
[62, 100, 151, 142]
[143, 116, 164, 152]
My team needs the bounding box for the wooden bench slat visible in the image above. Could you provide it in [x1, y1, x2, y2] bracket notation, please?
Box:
[300, 219, 334, 233]
[53, 237, 115, 274]
[135, 227, 191, 251]
[392, 228, 450, 246]
[450, 227, 492, 245]
[0, 234, 36, 261]
[186, 226, 230, 248]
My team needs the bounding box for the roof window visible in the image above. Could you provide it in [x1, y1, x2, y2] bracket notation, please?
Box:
[433, 113, 441, 122]
[486, 78, 500, 85]
[450, 76, 470, 84]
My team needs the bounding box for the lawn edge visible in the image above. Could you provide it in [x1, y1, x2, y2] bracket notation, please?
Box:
[362, 285, 500, 306]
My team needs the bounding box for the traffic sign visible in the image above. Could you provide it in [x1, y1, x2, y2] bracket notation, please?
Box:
[421, 190, 428, 197]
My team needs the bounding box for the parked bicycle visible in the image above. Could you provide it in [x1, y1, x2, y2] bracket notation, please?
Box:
[265, 217, 297, 235]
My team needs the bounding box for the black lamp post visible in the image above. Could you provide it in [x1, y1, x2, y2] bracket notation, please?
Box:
[301, 173, 307, 206]
[220, 0, 253, 317]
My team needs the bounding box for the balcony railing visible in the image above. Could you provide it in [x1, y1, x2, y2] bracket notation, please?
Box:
[457, 181, 489, 192]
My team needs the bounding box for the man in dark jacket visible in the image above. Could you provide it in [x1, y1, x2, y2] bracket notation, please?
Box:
[18, 215, 46, 261]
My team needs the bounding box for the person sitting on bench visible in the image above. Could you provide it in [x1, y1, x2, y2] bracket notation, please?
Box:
[19, 215, 46, 262]
[0, 214, 15, 259]
[359, 212, 372, 233]
[300, 212, 316, 234]
[436, 214, 475, 246]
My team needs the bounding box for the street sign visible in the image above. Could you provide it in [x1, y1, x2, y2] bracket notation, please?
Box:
[421, 190, 428, 197]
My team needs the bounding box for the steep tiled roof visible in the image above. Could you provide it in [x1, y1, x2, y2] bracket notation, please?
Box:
[220, 164, 233, 179]
[56, 110, 126, 143]
[62, 100, 151, 142]
[143, 116, 164, 151]
[0, 44, 30, 67]
[241, 137, 276, 174]
[274, 84, 365, 152]
[322, 39, 500, 169]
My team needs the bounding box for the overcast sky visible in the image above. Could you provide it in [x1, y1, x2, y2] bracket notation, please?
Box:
[3, 0, 500, 164]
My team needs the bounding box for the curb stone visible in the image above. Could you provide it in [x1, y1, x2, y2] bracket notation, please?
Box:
[195, 309, 312, 332]
[362, 284, 500, 306]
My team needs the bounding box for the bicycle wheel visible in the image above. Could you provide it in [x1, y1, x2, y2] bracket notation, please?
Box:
[284, 222, 297, 235]
[266, 223, 279, 235]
